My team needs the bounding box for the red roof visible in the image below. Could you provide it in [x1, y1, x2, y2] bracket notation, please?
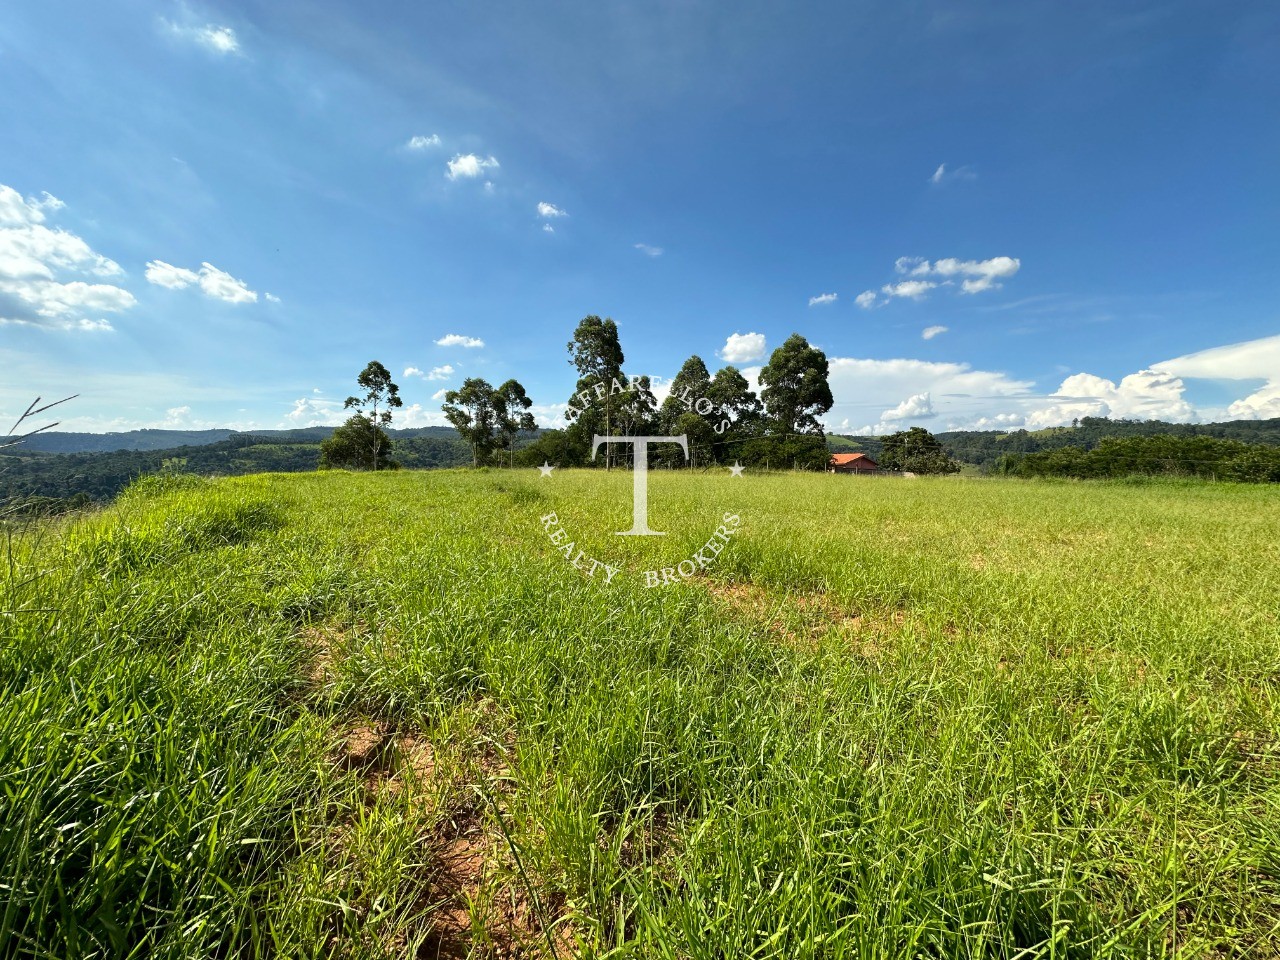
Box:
[830, 452, 875, 465]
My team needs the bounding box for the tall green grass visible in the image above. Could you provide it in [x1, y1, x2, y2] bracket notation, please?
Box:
[1, 470, 1277, 957]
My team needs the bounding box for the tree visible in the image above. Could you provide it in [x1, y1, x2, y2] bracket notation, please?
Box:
[659, 356, 713, 432]
[565, 316, 626, 467]
[615, 375, 659, 453]
[879, 427, 960, 474]
[759, 334, 833, 436]
[495, 379, 537, 467]
[343, 361, 403, 471]
[707, 365, 763, 463]
[442, 378, 499, 467]
[320, 415, 395, 470]
[759, 334, 833, 466]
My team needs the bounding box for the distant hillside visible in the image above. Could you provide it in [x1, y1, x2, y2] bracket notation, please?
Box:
[828, 417, 1280, 470]
[0, 430, 472, 503]
[20, 424, 464, 454]
[938, 416, 1280, 469]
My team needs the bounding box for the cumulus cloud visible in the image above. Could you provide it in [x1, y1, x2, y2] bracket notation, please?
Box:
[826, 332, 1280, 436]
[284, 396, 343, 427]
[446, 154, 499, 180]
[144, 260, 198, 289]
[634, 243, 663, 257]
[1229, 383, 1280, 419]
[881, 280, 937, 301]
[971, 413, 1026, 430]
[163, 20, 240, 55]
[0, 184, 134, 331]
[855, 291, 877, 309]
[825, 356, 1035, 434]
[882, 392, 936, 421]
[808, 293, 837, 306]
[406, 134, 441, 150]
[719, 332, 767, 364]
[894, 256, 1021, 294]
[431, 388, 448, 401]
[1026, 369, 1195, 428]
[404, 364, 459, 383]
[396, 403, 449, 428]
[528, 402, 570, 429]
[265, 292, 281, 303]
[537, 202, 567, 218]
[144, 259, 258, 304]
[922, 325, 948, 340]
[435, 334, 484, 348]
[1153, 333, 1280, 420]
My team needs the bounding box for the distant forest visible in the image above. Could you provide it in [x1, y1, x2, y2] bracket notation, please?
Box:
[830, 416, 1280, 470]
[0, 428, 472, 505]
[3, 415, 1279, 509]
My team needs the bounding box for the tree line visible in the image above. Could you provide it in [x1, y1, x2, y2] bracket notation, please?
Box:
[995, 434, 1280, 482]
[443, 315, 838, 470]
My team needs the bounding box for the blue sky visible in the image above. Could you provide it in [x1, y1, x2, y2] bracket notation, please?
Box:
[2, 0, 1278, 434]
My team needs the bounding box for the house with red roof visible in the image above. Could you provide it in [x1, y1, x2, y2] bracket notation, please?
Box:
[828, 452, 878, 474]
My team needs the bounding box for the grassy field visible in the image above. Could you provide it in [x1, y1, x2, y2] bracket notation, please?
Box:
[2, 469, 1278, 958]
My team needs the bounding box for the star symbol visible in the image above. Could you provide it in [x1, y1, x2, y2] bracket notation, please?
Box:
[728, 461, 745, 477]
[538, 461, 555, 478]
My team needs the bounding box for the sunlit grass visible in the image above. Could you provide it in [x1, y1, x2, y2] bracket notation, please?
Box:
[2, 469, 1278, 957]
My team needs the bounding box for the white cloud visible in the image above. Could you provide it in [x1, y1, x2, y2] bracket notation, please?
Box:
[825, 357, 1035, 434]
[855, 290, 877, 309]
[163, 20, 240, 55]
[265, 292, 281, 303]
[928, 163, 976, 185]
[431, 388, 448, 401]
[435, 333, 484, 348]
[529, 402, 569, 428]
[446, 154, 499, 180]
[808, 293, 837, 306]
[1153, 333, 1280, 421]
[1026, 369, 1195, 428]
[893, 256, 1021, 294]
[144, 260, 198, 289]
[1228, 382, 1280, 419]
[882, 392, 936, 421]
[407, 134, 441, 150]
[406, 363, 460, 383]
[971, 413, 1026, 430]
[543, 224, 555, 234]
[284, 396, 343, 427]
[146, 260, 258, 304]
[719, 332, 767, 364]
[922, 325, 948, 340]
[396, 403, 448, 428]
[195, 263, 256, 303]
[634, 243, 663, 257]
[881, 280, 937, 301]
[537, 202, 567, 218]
[825, 333, 1280, 435]
[0, 184, 134, 331]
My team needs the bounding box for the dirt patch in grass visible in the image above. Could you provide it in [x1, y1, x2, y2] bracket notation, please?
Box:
[704, 578, 904, 656]
[329, 713, 574, 958]
[299, 621, 349, 688]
